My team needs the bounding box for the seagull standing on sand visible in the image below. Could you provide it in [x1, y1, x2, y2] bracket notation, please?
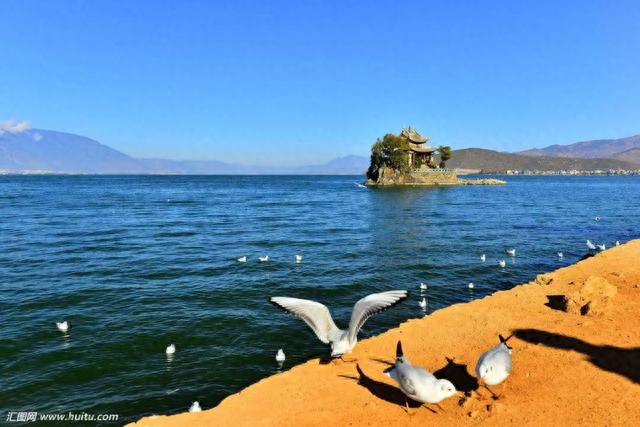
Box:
[476, 334, 512, 398]
[498, 260, 506, 268]
[259, 256, 269, 262]
[56, 321, 69, 333]
[506, 249, 516, 257]
[383, 341, 458, 412]
[237, 256, 247, 263]
[295, 255, 303, 263]
[166, 344, 176, 355]
[269, 290, 408, 358]
[480, 254, 486, 262]
[189, 401, 202, 413]
[586, 240, 597, 250]
[275, 349, 286, 363]
[616, 240, 620, 246]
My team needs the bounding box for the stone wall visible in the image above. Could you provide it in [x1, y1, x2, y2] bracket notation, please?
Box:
[366, 167, 462, 186]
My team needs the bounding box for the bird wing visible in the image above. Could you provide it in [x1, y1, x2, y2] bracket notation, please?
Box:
[347, 290, 408, 343]
[270, 297, 341, 344]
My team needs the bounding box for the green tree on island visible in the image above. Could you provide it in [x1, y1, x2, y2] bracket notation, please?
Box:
[366, 133, 411, 180]
[437, 145, 452, 168]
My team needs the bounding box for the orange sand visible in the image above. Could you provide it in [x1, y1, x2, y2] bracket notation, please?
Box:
[130, 241, 640, 427]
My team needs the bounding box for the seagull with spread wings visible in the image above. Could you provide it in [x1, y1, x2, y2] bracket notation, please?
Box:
[270, 290, 408, 358]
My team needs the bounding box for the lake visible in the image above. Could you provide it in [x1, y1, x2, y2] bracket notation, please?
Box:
[1, 175, 638, 423]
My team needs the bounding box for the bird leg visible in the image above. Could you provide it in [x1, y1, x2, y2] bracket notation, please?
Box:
[403, 398, 414, 416]
[483, 385, 500, 400]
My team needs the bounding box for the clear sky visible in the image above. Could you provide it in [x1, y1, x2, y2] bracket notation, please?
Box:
[1, 0, 639, 165]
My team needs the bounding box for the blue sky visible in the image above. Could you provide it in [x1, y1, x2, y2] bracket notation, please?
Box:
[1, 1, 639, 165]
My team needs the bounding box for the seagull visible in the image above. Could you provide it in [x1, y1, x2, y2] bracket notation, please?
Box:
[419, 298, 427, 309]
[597, 243, 606, 251]
[594, 216, 601, 221]
[237, 256, 247, 263]
[616, 240, 620, 246]
[419, 283, 427, 291]
[270, 290, 408, 358]
[354, 182, 367, 188]
[586, 240, 596, 250]
[468, 282, 475, 289]
[189, 401, 202, 413]
[295, 255, 303, 263]
[476, 334, 512, 398]
[480, 254, 486, 262]
[275, 348, 286, 363]
[506, 249, 516, 257]
[259, 256, 269, 262]
[557, 252, 564, 259]
[166, 344, 176, 355]
[56, 321, 69, 333]
[498, 260, 506, 268]
[383, 341, 458, 412]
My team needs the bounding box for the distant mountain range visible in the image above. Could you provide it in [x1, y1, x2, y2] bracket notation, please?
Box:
[0, 128, 369, 174]
[2, 127, 639, 175]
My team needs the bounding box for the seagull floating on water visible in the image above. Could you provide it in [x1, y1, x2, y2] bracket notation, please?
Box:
[476, 334, 513, 397]
[506, 249, 516, 257]
[419, 298, 427, 309]
[189, 401, 202, 413]
[594, 216, 601, 221]
[597, 243, 606, 251]
[237, 256, 247, 263]
[166, 344, 176, 355]
[480, 254, 486, 262]
[419, 283, 427, 291]
[383, 341, 458, 411]
[586, 240, 597, 250]
[354, 182, 367, 188]
[258, 256, 269, 262]
[294, 255, 303, 263]
[498, 260, 506, 268]
[468, 282, 475, 289]
[56, 321, 69, 333]
[270, 290, 408, 358]
[557, 252, 564, 259]
[275, 348, 286, 363]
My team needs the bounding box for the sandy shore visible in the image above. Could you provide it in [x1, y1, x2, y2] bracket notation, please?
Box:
[130, 241, 640, 427]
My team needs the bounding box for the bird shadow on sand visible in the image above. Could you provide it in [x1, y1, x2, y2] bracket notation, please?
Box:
[514, 328, 640, 384]
[338, 365, 425, 409]
[433, 357, 479, 394]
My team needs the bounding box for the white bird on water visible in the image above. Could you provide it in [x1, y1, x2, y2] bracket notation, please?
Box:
[258, 256, 269, 262]
[468, 282, 475, 289]
[480, 254, 486, 262]
[270, 290, 408, 358]
[419, 298, 427, 310]
[354, 182, 367, 188]
[275, 348, 286, 363]
[594, 216, 601, 221]
[498, 260, 506, 268]
[419, 283, 427, 291]
[506, 248, 516, 257]
[557, 252, 564, 259]
[166, 344, 176, 355]
[383, 341, 458, 411]
[189, 401, 202, 413]
[597, 243, 606, 251]
[237, 256, 247, 263]
[476, 334, 513, 396]
[56, 321, 69, 333]
[295, 255, 303, 263]
[616, 240, 620, 246]
[586, 240, 597, 250]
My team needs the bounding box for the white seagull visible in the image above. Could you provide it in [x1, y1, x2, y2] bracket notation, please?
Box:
[586, 240, 597, 250]
[419, 283, 427, 291]
[557, 252, 564, 259]
[270, 290, 408, 358]
[383, 341, 458, 411]
[258, 256, 269, 262]
[468, 282, 475, 289]
[418, 298, 427, 309]
[275, 348, 286, 363]
[506, 249, 516, 257]
[597, 243, 606, 251]
[56, 321, 69, 333]
[480, 254, 486, 262]
[237, 256, 247, 263]
[476, 334, 513, 397]
[294, 255, 303, 263]
[498, 260, 506, 268]
[189, 401, 202, 413]
[616, 240, 620, 246]
[165, 344, 176, 355]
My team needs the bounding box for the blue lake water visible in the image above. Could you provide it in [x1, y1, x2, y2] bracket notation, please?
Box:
[1, 175, 638, 423]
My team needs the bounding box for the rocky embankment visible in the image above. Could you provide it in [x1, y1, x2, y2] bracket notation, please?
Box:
[366, 167, 505, 186]
[130, 240, 640, 427]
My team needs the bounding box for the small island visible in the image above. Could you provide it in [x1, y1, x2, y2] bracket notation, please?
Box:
[365, 127, 505, 186]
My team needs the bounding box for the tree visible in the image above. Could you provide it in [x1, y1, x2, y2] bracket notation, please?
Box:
[437, 145, 452, 168]
[366, 133, 411, 179]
